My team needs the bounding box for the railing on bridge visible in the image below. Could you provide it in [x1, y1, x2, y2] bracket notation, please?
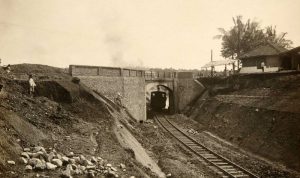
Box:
[145, 70, 177, 80]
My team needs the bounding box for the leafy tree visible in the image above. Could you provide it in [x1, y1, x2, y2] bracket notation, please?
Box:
[214, 16, 293, 68]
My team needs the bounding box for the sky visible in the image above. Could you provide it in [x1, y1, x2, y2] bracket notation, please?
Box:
[0, 0, 299, 69]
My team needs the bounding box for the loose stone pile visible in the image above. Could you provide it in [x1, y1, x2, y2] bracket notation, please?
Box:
[19, 146, 127, 178]
[187, 128, 198, 135]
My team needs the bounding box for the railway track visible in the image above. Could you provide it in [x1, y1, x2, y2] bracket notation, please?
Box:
[155, 115, 259, 178]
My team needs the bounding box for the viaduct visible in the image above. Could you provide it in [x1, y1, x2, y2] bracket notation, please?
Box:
[69, 65, 205, 121]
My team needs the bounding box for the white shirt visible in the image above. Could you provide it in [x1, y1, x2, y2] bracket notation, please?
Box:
[29, 78, 36, 87]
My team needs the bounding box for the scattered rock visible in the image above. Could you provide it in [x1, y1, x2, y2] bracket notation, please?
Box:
[80, 165, 86, 171]
[87, 171, 95, 177]
[34, 146, 46, 153]
[79, 155, 86, 161]
[28, 158, 41, 166]
[25, 165, 33, 171]
[120, 163, 126, 169]
[21, 152, 30, 159]
[24, 148, 31, 152]
[68, 152, 74, 157]
[73, 156, 80, 163]
[56, 154, 62, 160]
[70, 164, 77, 170]
[52, 159, 63, 167]
[7, 160, 15, 165]
[47, 152, 55, 162]
[69, 158, 76, 164]
[46, 162, 57, 170]
[18, 145, 124, 177]
[91, 156, 97, 163]
[61, 169, 72, 178]
[61, 156, 69, 163]
[97, 157, 102, 161]
[84, 160, 93, 166]
[86, 165, 96, 170]
[32, 152, 43, 158]
[106, 163, 112, 167]
[35, 161, 46, 170]
[187, 128, 198, 135]
[166, 173, 172, 177]
[20, 157, 28, 164]
[111, 167, 117, 172]
[107, 169, 119, 178]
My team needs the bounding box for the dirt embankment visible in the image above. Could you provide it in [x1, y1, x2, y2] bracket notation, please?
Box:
[0, 64, 153, 178]
[191, 73, 300, 173]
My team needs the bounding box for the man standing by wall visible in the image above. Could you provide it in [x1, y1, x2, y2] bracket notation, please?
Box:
[261, 61, 265, 72]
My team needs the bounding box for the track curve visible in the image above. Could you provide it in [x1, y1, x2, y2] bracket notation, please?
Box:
[155, 114, 259, 178]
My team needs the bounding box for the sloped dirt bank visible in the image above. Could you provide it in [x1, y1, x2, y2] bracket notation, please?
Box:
[191, 73, 300, 175]
[0, 73, 147, 177]
[170, 114, 300, 177]
[114, 119, 165, 178]
[193, 100, 300, 171]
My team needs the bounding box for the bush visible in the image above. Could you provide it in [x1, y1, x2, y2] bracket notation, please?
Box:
[71, 77, 80, 84]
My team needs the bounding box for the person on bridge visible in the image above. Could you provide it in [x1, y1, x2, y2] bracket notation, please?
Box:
[29, 74, 36, 97]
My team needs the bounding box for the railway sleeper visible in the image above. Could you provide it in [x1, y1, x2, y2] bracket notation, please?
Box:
[208, 158, 223, 162]
[219, 165, 234, 169]
[195, 151, 210, 154]
[214, 162, 228, 165]
[176, 137, 190, 140]
[202, 154, 217, 159]
[228, 171, 248, 176]
[193, 149, 206, 152]
[224, 168, 238, 172]
[183, 142, 195, 144]
[187, 144, 201, 148]
[232, 174, 249, 178]
[204, 156, 218, 159]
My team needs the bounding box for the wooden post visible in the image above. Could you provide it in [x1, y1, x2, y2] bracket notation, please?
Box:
[211, 50, 214, 77]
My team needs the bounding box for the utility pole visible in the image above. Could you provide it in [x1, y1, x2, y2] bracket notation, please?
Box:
[210, 50, 214, 77]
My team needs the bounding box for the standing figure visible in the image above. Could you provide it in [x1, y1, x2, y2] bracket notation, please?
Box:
[261, 61, 265, 72]
[29, 74, 36, 97]
[115, 92, 123, 107]
[3, 64, 11, 73]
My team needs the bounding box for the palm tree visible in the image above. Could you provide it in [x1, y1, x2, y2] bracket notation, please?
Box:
[214, 16, 292, 69]
[265, 26, 293, 49]
[214, 16, 265, 69]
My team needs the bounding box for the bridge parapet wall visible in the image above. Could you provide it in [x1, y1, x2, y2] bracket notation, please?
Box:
[69, 65, 144, 77]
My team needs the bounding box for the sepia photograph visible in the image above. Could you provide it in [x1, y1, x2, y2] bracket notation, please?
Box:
[0, 0, 300, 177]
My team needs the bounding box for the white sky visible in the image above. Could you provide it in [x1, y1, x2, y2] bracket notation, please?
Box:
[0, 0, 299, 69]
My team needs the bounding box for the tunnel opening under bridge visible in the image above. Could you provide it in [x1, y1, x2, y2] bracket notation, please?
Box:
[146, 84, 175, 116]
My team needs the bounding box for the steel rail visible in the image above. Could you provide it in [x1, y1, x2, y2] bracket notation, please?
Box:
[155, 114, 259, 178]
